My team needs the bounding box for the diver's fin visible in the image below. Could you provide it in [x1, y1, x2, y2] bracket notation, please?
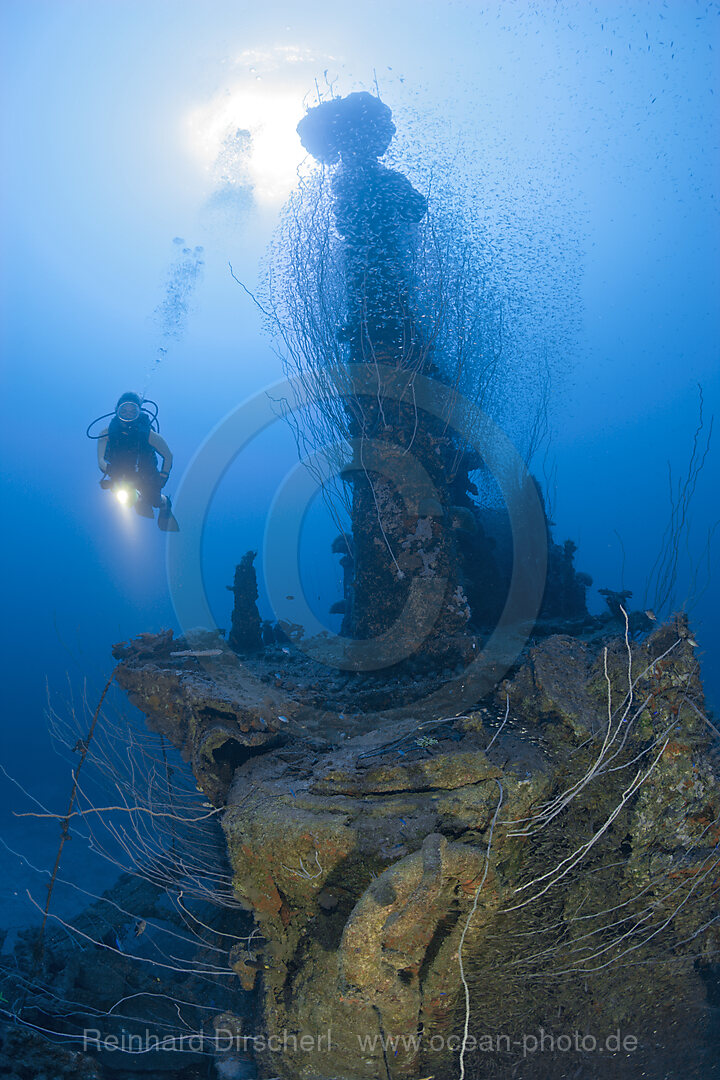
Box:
[158, 512, 180, 532]
[157, 496, 180, 532]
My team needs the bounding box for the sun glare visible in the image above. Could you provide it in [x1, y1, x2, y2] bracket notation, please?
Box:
[187, 83, 308, 206]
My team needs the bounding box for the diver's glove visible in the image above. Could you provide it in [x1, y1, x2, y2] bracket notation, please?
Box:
[100, 475, 112, 490]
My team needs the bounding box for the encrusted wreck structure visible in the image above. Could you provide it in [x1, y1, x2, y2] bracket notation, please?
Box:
[104, 613, 719, 1080]
[292, 93, 468, 650]
[285, 92, 591, 657]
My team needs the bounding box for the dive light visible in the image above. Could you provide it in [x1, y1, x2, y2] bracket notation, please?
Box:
[114, 484, 138, 507]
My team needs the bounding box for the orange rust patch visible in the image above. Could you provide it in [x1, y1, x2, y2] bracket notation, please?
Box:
[668, 867, 704, 880]
[662, 741, 690, 760]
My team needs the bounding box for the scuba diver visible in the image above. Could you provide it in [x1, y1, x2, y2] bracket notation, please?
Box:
[88, 392, 179, 531]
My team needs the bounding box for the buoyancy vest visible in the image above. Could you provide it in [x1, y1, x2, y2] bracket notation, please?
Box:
[104, 413, 157, 473]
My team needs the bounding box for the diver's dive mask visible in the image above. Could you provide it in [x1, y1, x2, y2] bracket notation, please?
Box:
[116, 399, 141, 423]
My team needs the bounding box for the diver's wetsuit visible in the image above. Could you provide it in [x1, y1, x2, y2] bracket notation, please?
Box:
[97, 415, 174, 506]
